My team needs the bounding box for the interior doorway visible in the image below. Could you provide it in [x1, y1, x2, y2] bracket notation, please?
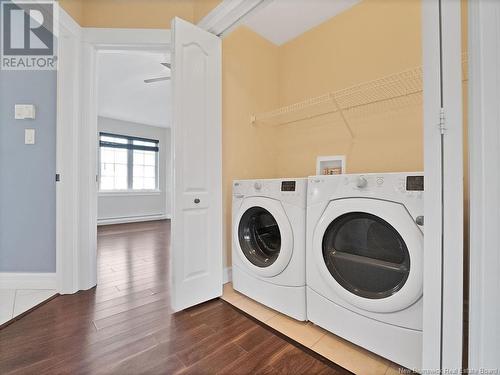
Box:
[95, 49, 172, 225]
[93, 47, 172, 293]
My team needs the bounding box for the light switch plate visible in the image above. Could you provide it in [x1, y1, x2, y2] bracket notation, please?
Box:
[25, 129, 35, 145]
[15, 104, 36, 120]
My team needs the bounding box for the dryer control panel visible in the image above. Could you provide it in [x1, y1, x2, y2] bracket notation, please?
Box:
[307, 172, 424, 223]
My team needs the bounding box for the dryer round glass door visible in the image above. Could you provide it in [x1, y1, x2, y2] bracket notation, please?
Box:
[312, 198, 423, 313]
[322, 212, 410, 300]
[238, 207, 281, 267]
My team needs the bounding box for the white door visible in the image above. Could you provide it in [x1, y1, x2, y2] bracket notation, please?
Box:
[170, 17, 222, 312]
[422, 1, 464, 371]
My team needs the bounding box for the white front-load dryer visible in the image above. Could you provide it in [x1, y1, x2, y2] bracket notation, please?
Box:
[306, 173, 424, 370]
[232, 178, 307, 321]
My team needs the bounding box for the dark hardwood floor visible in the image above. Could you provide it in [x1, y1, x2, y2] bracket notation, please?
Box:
[0, 220, 348, 375]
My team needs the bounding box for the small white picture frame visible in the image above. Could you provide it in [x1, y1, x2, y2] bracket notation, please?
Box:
[316, 155, 346, 176]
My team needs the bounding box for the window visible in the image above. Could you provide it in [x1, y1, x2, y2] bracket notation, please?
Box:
[99, 133, 159, 192]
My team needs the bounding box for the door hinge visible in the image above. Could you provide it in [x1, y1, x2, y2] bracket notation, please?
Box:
[438, 107, 446, 135]
[56, 173, 61, 182]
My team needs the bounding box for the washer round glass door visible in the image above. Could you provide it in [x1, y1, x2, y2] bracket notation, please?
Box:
[234, 197, 293, 278]
[238, 207, 281, 267]
[313, 198, 423, 313]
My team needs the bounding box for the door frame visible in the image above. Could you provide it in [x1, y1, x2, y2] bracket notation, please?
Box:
[422, 0, 464, 371]
[468, 0, 500, 370]
[56, 24, 171, 293]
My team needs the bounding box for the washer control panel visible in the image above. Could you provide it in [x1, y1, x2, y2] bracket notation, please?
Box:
[405, 175, 424, 191]
[395, 175, 424, 199]
[233, 178, 308, 207]
[281, 180, 296, 192]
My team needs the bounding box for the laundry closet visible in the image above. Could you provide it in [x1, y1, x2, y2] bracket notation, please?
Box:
[221, 0, 468, 373]
[223, 0, 427, 257]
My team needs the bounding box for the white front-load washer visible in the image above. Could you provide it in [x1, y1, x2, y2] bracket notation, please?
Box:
[232, 178, 307, 321]
[306, 172, 424, 370]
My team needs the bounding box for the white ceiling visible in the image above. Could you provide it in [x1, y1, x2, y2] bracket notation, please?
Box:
[243, 0, 361, 46]
[98, 50, 171, 128]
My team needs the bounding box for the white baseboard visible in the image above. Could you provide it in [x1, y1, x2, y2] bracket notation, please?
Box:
[0, 272, 57, 290]
[97, 214, 170, 226]
[223, 266, 232, 284]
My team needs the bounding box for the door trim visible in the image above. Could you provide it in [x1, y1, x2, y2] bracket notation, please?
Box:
[440, 0, 465, 370]
[56, 19, 171, 293]
[468, 0, 500, 370]
[197, 0, 272, 37]
[80, 28, 171, 291]
[422, 0, 443, 369]
[56, 6, 82, 294]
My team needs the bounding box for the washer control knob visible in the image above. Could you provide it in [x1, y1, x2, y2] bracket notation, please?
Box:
[254, 181, 262, 190]
[356, 176, 368, 189]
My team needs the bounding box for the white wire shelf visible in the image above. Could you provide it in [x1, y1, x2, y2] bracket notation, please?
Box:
[250, 93, 338, 127]
[251, 55, 468, 133]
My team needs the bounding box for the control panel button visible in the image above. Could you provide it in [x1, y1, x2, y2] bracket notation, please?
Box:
[356, 176, 368, 188]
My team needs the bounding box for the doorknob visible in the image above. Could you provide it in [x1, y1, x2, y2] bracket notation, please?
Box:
[194, 198, 200, 204]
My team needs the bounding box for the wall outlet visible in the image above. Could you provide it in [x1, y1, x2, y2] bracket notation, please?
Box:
[316, 155, 346, 175]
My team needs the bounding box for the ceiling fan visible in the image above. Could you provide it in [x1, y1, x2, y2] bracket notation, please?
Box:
[144, 62, 171, 84]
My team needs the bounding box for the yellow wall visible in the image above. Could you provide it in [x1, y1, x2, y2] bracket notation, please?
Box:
[58, 0, 84, 25]
[275, 0, 422, 177]
[222, 27, 280, 265]
[59, 0, 221, 28]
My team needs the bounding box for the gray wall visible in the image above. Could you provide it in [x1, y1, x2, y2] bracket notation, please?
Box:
[97, 117, 171, 223]
[0, 70, 57, 273]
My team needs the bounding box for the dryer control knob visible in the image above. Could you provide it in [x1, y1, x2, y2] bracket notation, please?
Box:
[254, 181, 262, 190]
[356, 176, 368, 188]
